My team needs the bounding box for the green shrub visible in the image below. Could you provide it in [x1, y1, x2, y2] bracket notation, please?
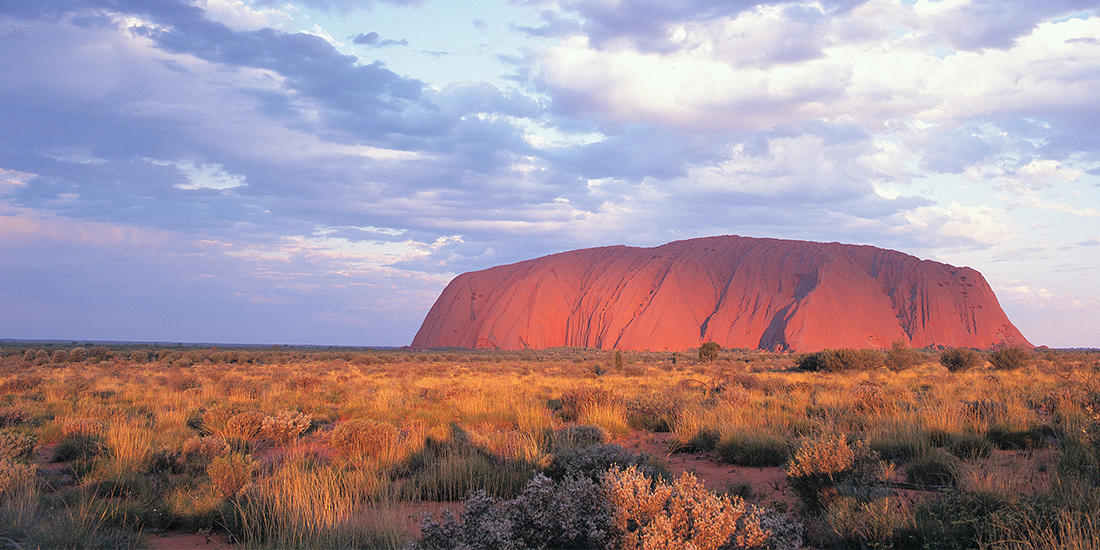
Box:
[940, 347, 981, 372]
[884, 340, 920, 371]
[906, 489, 1020, 549]
[413, 474, 613, 550]
[716, 432, 790, 467]
[905, 450, 961, 487]
[988, 347, 1031, 371]
[699, 342, 721, 362]
[797, 348, 883, 372]
[683, 428, 722, 452]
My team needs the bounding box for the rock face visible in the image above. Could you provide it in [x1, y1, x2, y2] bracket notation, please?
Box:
[412, 235, 1031, 351]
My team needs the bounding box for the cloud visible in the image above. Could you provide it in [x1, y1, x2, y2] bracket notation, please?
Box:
[1, 0, 1098, 346]
[251, 0, 426, 13]
[912, 0, 1099, 51]
[351, 31, 409, 47]
[899, 201, 1015, 250]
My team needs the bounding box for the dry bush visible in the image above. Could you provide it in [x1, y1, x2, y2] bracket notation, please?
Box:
[818, 496, 908, 548]
[106, 421, 155, 470]
[606, 465, 771, 550]
[261, 411, 312, 444]
[558, 387, 625, 422]
[230, 460, 383, 547]
[209, 453, 255, 498]
[61, 417, 106, 437]
[329, 419, 402, 462]
[163, 371, 201, 392]
[786, 433, 854, 479]
[0, 407, 27, 428]
[0, 456, 37, 529]
[849, 382, 901, 416]
[0, 375, 41, 393]
[181, 436, 232, 473]
[225, 411, 267, 440]
[0, 430, 36, 461]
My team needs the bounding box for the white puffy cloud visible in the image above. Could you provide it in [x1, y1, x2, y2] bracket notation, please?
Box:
[899, 201, 1015, 249]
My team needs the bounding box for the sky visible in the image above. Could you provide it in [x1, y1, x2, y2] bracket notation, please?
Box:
[1, 0, 1098, 348]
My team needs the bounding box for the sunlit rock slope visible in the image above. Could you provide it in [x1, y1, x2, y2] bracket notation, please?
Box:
[412, 235, 1031, 352]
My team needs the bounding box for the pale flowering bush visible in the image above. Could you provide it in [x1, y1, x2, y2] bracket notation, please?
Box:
[261, 411, 312, 444]
[410, 465, 800, 550]
[786, 433, 888, 512]
[545, 443, 664, 482]
[605, 465, 771, 550]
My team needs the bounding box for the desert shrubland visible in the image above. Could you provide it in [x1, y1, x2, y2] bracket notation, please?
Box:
[0, 343, 1095, 548]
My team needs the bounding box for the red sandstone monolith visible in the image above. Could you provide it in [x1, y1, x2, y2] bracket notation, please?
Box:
[412, 235, 1031, 351]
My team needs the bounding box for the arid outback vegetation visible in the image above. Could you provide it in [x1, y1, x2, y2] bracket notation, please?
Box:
[1, 343, 1099, 549]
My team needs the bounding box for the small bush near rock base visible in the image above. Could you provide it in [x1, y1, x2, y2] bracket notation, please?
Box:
[798, 348, 884, 372]
[940, 347, 981, 372]
[884, 340, 921, 371]
[988, 346, 1031, 371]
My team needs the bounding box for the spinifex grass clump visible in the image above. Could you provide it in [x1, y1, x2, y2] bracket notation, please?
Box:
[405, 432, 536, 501]
[905, 449, 961, 487]
[716, 431, 790, 467]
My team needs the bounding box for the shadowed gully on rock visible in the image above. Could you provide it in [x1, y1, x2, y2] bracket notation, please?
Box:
[412, 235, 1031, 352]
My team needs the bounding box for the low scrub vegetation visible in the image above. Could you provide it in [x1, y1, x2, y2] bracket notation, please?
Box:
[0, 342, 1095, 548]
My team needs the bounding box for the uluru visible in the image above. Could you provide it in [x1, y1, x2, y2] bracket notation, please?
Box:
[412, 235, 1031, 352]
